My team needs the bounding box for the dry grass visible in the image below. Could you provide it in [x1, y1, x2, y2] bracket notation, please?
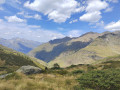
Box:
[0, 73, 78, 90]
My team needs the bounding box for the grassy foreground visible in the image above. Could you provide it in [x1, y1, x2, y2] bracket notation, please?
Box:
[0, 60, 120, 90]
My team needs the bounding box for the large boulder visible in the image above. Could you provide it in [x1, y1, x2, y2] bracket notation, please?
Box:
[16, 65, 42, 75]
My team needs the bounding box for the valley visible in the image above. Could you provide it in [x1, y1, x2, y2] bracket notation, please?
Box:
[0, 31, 120, 90]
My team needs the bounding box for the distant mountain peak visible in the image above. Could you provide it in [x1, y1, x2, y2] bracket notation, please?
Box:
[80, 32, 98, 37]
[0, 37, 42, 53]
[49, 36, 72, 44]
[98, 32, 117, 39]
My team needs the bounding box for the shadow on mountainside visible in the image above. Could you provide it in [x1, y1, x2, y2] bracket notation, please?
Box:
[35, 41, 92, 62]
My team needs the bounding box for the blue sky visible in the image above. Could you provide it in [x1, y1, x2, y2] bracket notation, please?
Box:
[0, 0, 120, 42]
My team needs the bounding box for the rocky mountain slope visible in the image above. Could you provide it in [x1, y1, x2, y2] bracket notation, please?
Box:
[49, 32, 120, 67]
[28, 31, 120, 67]
[28, 32, 102, 64]
[0, 38, 42, 53]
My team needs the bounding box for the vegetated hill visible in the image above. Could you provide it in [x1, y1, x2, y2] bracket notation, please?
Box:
[0, 38, 42, 54]
[93, 55, 120, 69]
[65, 55, 120, 72]
[49, 32, 120, 67]
[0, 44, 46, 75]
[0, 55, 120, 90]
[28, 32, 102, 63]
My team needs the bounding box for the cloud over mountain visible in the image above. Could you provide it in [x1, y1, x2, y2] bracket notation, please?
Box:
[0, 20, 64, 42]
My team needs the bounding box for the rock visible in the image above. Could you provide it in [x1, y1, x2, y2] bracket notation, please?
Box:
[0, 73, 12, 79]
[16, 65, 42, 75]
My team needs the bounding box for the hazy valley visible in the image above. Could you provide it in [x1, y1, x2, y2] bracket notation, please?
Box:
[0, 38, 42, 54]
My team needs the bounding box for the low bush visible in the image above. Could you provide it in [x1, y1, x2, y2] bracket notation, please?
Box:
[43, 69, 68, 75]
[72, 70, 84, 75]
[77, 69, 120, 90]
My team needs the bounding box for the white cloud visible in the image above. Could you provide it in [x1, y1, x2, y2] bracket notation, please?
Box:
[15, 0, 21, 4]
[80, 11, 102, 22]
[24, 0, 83, 23]
[91, 21, 104, 28]
[17, 11, 24, 15]
[18, 11, 42, 20]
[95, 21, 104, 27]
[69, 19, 78, 24]
[5, 15, 26, 23]
[0, 0, 5, 10]
[0, 19, 3, 22]
[24, 14, 42, 20]
[79, 0, 108, 23]
[0, 0, 5, 4]
[104, 7, 113, 12]
[67, 30, 82, 37]
[0, 20, 64, 42]
[34, 14, 42, 20]
[104, 20, 120, 31]
[86, 0, 108, 12]
[0, 7, 4, 10]
[105, 0, 118, 3]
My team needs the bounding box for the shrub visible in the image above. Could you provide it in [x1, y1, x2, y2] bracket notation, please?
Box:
[103, 61, 120, 69]
[43, 69, 68, 75]
[87, 65, 96, 71]
[77, 69, 120, 90]
[51, 63, 61, 69]
[56, 70, 68, 75]
[67, 65, 77, 69]
[73, 85, 85, 90]
[72, 70, 84, 75]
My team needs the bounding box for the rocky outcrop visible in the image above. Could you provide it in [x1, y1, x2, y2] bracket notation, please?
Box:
[16, 65, 43, 75]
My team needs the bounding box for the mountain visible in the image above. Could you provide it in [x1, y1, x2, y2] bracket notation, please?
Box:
[28, 32, 102, 63]
[0, 38, 42, 54]
[28, 31, 120, 67]
[0, 44, 46, 75]
[49, 32, 120, 67]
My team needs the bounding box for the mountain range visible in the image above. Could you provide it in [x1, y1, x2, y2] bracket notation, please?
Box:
[0, 38, 42, 54]
[1, 31, 120, 68]
[28, 31, 120, 67]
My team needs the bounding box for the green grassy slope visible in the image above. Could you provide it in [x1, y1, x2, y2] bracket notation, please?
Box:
[0, 44, 46, 75]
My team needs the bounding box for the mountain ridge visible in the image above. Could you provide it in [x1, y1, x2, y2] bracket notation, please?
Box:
[48, 31, 120, 67]
[28, 32, 102, 63]
[0, 37, 42, 53]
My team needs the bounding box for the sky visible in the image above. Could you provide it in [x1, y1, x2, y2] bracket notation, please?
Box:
[0, 0, 120, 42]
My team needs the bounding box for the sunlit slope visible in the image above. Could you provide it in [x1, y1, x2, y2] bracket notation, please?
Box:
[28, 32, 101, 63]
[49, 32, 120, 67]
